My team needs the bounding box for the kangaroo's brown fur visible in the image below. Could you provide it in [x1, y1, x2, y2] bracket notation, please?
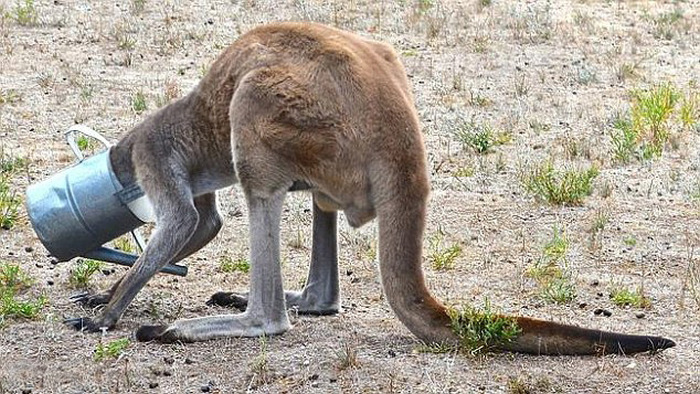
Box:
[66, 22, 675, 355]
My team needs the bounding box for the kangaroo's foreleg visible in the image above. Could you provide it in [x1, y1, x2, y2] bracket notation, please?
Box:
[70, 193, 221, 309]
[65, 180, 200, 332]
[136, 190, 291, 342]
[208, 196, 340, 315]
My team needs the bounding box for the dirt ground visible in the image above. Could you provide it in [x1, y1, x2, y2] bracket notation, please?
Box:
[1, 0, 699, 393]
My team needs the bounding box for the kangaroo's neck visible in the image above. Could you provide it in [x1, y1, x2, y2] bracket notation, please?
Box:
[110, 91, 223, 188]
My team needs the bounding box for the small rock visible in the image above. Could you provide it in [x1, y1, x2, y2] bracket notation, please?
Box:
[47, 280, 54, 286]
[50, 259, 59, 265]
[329, 377, 337, 383]
[201, 385, 210, 392]
[102, 269, 111, 276]
[594, 308, 604, 315]
[602, 309, 612, 317]
[25, 246, 34, 253]
[149, 382, 159, 389]
[388, 349, 396, 357]
[21, 389, 32, 394]
[596, 292, 604, 297]
[35, 263, 43, 268]
[311, 382, 319, 388]
[163, 370, 172, 377]
[591, 279, 599, 286]
[636, 312, 645, 319]
[185, 358, 195, 365]
[164, 357, 174, 365]
[578, 302, 587, 309]
[310, 373, 319, 381]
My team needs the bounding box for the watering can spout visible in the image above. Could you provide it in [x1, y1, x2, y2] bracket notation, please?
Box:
[82, 247, 188, 277]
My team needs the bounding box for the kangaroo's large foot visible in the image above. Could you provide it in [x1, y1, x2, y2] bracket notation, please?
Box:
[207, 290, 339, 315]
[135, 311, 291, 343]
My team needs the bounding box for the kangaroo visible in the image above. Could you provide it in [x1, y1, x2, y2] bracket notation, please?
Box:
[65, 22, 675, 355]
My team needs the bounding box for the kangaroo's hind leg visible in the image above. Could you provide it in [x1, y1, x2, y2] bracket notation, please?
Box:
[136, 188, 291, 342]
[208, 195, 340, 315]
[70, 193, 222, 309]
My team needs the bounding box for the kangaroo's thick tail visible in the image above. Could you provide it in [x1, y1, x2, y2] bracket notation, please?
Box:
[374, 185, 676, 355]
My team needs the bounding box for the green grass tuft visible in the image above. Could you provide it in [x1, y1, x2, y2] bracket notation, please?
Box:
[427, 228, 462, 270]
[7, 0, 38, 26]
[522, 161, 598, 206]
[454, 122, 510, 154]
[219, 256, 250, 273]
[610, 284, 651, 308]
[94, 338, 131, 361]
[610, 83, 696, 162]
[132, 90, 147, 113]
[69, 259, 103, 288]
[525, 226, 577, 304]
[0, 263, 45, 325]
[447, 299, 521, 355]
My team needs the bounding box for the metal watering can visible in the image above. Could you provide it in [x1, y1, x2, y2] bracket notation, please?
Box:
[25, 125, 187, 276]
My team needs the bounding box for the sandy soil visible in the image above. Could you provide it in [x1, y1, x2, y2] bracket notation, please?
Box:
[1, 0, 699, 393]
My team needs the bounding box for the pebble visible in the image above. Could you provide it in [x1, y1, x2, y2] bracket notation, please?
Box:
[185, 358, 195, 365]
[163, 356, 174, 364]
[636, 312, 645, 319]
[25, 246, 34, 253]
[578, 302, 587, 309]
[602, 309, 612, 317]
[201, 385, 210, 392]
[21, 389, 32, 394]
[149, 382, 159, 389]
[47, 280, 54, 286]
[591, 279, 599, 286]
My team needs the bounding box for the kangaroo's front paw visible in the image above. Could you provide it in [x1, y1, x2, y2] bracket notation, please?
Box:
[206, 291, 248, 310]
[64, 317, 110, 332]
[69, 292, 111, 308]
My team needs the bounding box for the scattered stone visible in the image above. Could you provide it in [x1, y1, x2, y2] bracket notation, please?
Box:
[50, 259, 59, 265]
[185, 358, 195, 365]
[25, 246, 34, 253]
[591, 279, 599, 286]
[47, 280, 54, 286]
[35, 263, 43, 268]
[310, 373, 319, 381]
[329, 377, 337, 383]
[594, 308, 604, 315]
[163, 370, 172, 377]
[578, 302, 587, 309]
[201, 385, 210, 393]
[388, 349, 396, 357]
[596, 292, 604, 297]
[102, 269, 111, 276]
[164, 357, 174, 365]
[602, 309, 612, 317]
[636, 312, 646, 319]
[21, 388, 32, 394]
[149, 382, 159, 389]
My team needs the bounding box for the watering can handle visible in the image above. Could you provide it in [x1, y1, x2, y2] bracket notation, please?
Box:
[65, 125, 112, 162]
